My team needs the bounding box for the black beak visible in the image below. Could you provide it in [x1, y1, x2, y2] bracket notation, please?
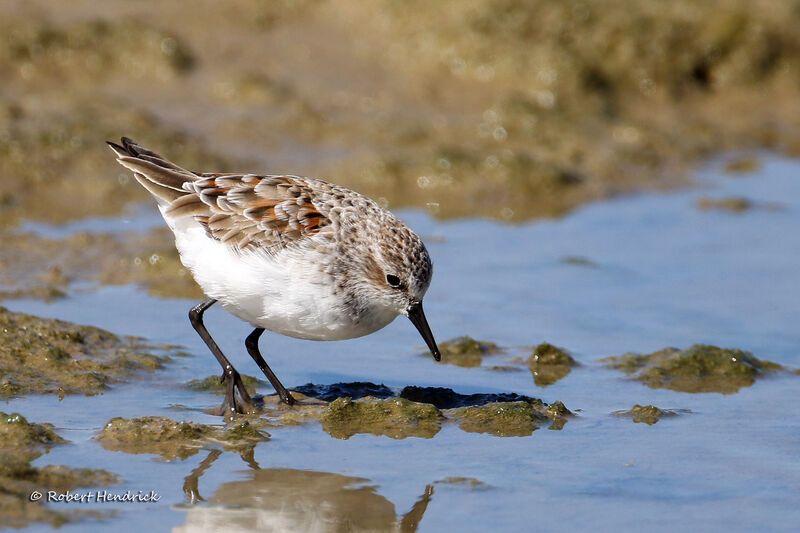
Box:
[407, 301, 441, 361]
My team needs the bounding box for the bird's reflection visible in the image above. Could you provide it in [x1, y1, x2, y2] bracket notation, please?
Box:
[175, 449, 434, 533]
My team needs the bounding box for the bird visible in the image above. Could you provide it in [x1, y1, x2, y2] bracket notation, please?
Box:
[107, 137, 441, 415]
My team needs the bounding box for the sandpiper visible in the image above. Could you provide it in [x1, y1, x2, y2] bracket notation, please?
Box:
[108, 137, 440, 415]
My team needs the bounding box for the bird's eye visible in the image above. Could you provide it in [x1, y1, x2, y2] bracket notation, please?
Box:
[386, 274, 401, 287]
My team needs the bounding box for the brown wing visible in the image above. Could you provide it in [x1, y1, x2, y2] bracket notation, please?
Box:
[108, 137, 333, 253]
[166, 173, 332, 253]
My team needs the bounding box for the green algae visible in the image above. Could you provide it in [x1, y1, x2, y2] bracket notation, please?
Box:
[429, 336, 503, 367]
[451, 401, 545, 437]
[528, 342, 578, 386]
[221, 421, 269, 444]
[530, 343, 577, 366]
[447, 394, 571, 436]
[601, 344, 785, 393]
[170, 382, 573, 439]
[321, 396, 443, 440]
[0, 413, 117, 529]
[545, 400, 572, 420]
[255, 392, 329, 427]
[97, 416, 269, 461]
[186, 374, 263, 396]
[612, 404, 683, 425]
[398, 385, 571, 433]
[0, 306, 177, 398]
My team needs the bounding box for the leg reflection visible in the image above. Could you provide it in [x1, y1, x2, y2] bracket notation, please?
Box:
[182, 449, 222, 505]
[400, 484, 435, 533]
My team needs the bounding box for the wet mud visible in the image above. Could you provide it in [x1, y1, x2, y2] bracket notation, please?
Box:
[0, 306, 179, 398]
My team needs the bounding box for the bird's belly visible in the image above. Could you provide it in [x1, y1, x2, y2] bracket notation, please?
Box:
[167, 215, 397, 341]
[231, 297, 398, 341]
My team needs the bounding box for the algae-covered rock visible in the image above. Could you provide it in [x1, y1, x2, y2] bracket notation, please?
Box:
[427, 336, 503, 367]
[256, 392, 328, 427]
[0, 414, 117, 529]
[601, 344, 784, 393]
[0, 412, 66, 452]
[451, 401, 545, 437]
[97, 416, 269, 460]
[321, 397, 443, 440]
[221, 421, 269, 444]
[0, 307, 176, 398]
[186, 374, 263, 396]
[545, 401, 572, 420]
[528, 342, 578, 386]
[612, 404, 682, 425]
[98, 416, 212, 460]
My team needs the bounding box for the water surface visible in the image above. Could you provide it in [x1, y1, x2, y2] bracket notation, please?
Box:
[6, 156, 799, 532]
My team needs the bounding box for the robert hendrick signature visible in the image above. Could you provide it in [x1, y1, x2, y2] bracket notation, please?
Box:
[29, 490, 161, 503]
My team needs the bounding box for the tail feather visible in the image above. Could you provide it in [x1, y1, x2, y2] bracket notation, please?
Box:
[116, 156, 192, 192]
[107, 137, 197, 204]
[115, 137, 191, 173]
[131, 172, 184, 203]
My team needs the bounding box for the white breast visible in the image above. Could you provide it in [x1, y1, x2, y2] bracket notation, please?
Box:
[161, 209, 397, 341]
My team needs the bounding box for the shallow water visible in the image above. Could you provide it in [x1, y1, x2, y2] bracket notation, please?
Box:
[5, 156, 800, 532]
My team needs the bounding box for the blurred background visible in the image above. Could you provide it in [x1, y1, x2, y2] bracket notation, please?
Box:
[3, 0, 800, 292]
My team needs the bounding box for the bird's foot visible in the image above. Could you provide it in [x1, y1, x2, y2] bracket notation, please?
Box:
[215, 369, 256, 418]
[277, 388, 298, 406]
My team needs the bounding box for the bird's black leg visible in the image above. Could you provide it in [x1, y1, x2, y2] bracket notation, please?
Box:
[189, 299, 254, 416]
[245, 327, 297, 405]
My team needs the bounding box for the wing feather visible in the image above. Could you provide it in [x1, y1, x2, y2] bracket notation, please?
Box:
[109, 137, 334, 253]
